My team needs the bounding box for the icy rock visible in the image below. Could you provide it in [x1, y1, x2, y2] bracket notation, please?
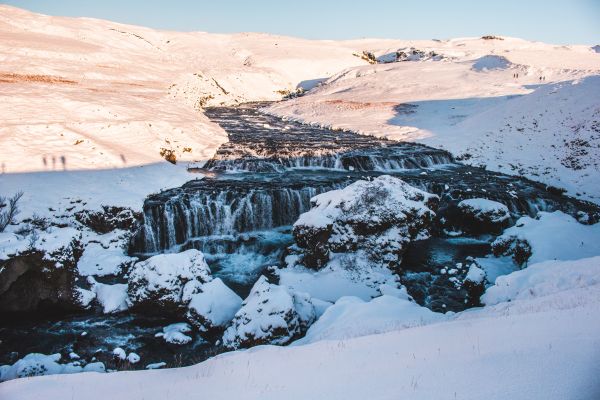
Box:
[186, 278, 242, 333]
[293, 175, 438, 269]
[222, 276, 316, 349]
[128, 249, 212, 313]
[155, 322, 193, 345]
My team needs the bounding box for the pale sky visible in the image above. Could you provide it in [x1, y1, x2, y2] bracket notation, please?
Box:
[3, 0, 600, 44]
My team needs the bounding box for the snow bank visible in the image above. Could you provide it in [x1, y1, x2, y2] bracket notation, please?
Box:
[482, 256, 600, 305]
[492, 211, 600, 265]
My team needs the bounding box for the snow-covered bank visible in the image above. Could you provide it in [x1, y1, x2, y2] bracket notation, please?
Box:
[267, 37, 600, 201]
[3, 263, 599, 399]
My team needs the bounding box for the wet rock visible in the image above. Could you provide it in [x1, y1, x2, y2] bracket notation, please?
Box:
[222, 276, 315, 349]
[127, 249, 211, 314]
[293, 175, 438, 270]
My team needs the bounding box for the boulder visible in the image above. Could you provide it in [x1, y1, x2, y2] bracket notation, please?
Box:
[222, 276, 316, 349]
[450, 198, 511, 234]
[127, 249, 211, 313]
[0, 228, 83, 313]
[292, 175, 438, 270]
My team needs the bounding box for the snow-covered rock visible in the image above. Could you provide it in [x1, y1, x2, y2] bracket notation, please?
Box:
[127, 249, 211, 313]
[482, 256, 600, 306]
[155, 323, 193, 345]
[462, 263, 488, 306]
[0, 227, 84, 313]
[112, 348, 126, 361]
[293, 175, 438, 269]
[453, 198, 510, 234]
[186, 278, 242, 333]
[492, 211, 600, 265]
[0, 353, 105, 382]
[222, 276, 316, 348]
[294, 295, 443, 345]
[126, 353, 140, 364]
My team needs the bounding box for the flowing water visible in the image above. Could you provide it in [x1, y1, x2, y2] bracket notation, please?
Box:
[2, 102, 598, 371]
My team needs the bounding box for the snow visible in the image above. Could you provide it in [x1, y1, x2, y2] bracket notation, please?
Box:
[77, 240, 135, 277]
[494, 211, 600, 264]
[482, 256, 600, 306]
[186, 278, 242, 332]
[145, 362, 166, 370]
[457, 198, 510, 223]
[88, 277, 129, 314]
[155, 323, 193, 345]
[293, 295, 443, 345]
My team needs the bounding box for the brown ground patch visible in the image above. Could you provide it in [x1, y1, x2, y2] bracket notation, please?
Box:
[323, 99, 397, 110]
[0, 73, 77, 84]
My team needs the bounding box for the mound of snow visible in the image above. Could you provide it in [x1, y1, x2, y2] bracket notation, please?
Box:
[222, 276, 316, 348]
[127, 249, 211, 312]
[482, 256, 600, 305]
[186, 278, 242, 332]
[294, 295, 443, 345]
[471, 55, 513, 71]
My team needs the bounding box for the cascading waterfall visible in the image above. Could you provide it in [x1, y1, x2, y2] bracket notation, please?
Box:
[132, 183, 343, 254]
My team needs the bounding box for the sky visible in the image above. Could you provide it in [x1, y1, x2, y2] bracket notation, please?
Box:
[3, 0, 600, 44]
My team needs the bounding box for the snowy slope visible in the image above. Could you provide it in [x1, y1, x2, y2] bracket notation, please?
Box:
[2, 259, 599, 399]
[268, 37, 600, 201]
[0, 5, 378, 216]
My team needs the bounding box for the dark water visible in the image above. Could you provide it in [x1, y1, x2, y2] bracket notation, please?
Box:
[2, 102, 598, 371]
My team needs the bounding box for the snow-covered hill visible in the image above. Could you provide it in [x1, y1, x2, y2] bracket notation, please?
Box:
[267, 37, 600, 201]
[0, 5, 378, 215]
